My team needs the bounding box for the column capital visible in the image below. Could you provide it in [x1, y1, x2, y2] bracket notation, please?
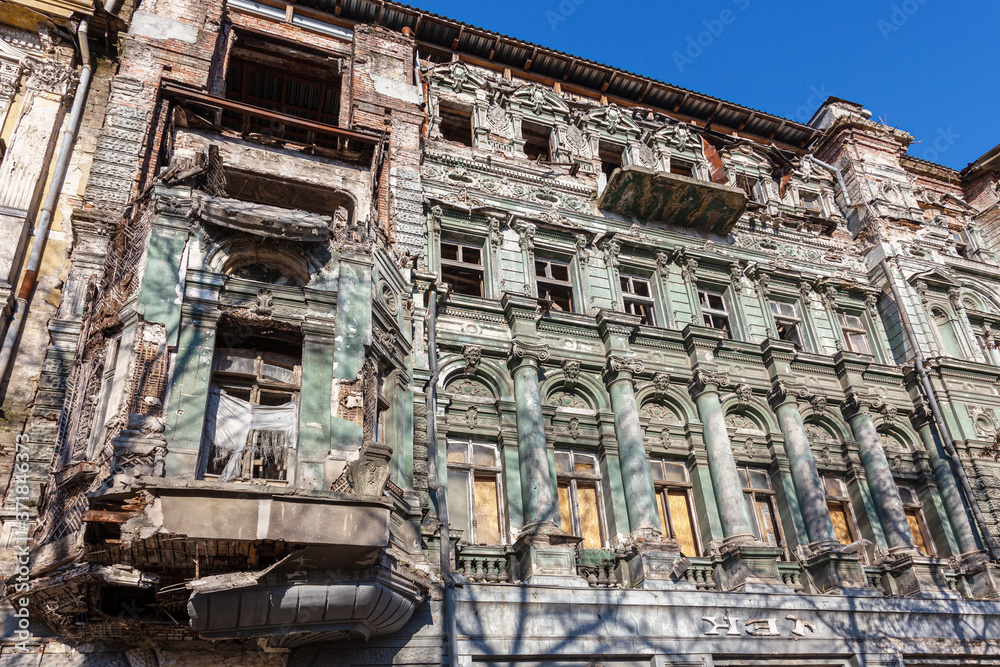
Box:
[767, 379, 812, 409]
[508, 338, 549, 372]
[604, 353, 644, 386]
[689, 367, 730, 396]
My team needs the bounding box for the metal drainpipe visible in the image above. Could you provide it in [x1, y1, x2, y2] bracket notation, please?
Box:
[880, 258, 1000, 561]
[0, 18, 93, 391]
[424, 287, 459, 667]
[809, 155, 852, 207]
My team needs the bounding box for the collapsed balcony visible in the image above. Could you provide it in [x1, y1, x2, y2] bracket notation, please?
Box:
[598, 165, 748, 236]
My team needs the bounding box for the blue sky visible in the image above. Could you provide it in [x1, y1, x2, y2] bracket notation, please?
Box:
[411, 0, 1000, 170]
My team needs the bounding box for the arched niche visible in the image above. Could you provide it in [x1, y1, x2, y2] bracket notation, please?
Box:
[438, 356, 512, 402]
[539, 370, 609, 414]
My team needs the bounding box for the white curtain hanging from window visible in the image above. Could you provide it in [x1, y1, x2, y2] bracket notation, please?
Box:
[205, 389, 298, 482]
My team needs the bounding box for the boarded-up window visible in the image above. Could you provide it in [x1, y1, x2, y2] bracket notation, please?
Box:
[651, 459, 700, 557]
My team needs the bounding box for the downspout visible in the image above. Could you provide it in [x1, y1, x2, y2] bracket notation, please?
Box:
[809, 155, 852, 207]
[424, 286, 459, 667]
[0, 18, 93, 390]
[880, 258, 1000, 560]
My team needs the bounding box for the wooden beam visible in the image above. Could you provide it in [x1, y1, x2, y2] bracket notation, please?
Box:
[162, 83, 382, 144]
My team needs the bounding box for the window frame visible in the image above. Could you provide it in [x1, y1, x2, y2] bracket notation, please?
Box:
[650, 459, 702, 557]
[897, 484, 936, 557]
[698, 287, 732, 338]
[534, 254, 576, 313]
[823, 476, 868, 564]
[837, 311, 873, 356]
[738, 466, 787, 555]
[620, 271, 657, 326]
[520, 118, 553, 162]
[555, 450, 607, 550]
[204, 344, 303, 484]
[436, 100, 474, 147]
[446, 438, 506, 546]
[440, 237, 488, 299]
[769, 299, 805, 350]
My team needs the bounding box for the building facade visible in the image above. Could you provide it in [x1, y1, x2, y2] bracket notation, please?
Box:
[3, 0, 1000, 665]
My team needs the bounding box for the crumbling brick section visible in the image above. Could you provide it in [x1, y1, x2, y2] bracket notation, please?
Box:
[350, 25, 425, 259]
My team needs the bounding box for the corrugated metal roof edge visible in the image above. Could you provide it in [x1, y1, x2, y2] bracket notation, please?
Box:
[334, 0, 820, 147]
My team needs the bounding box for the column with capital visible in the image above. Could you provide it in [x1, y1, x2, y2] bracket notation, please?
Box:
[842, 395, 916, 555]
[503, 294, 581, 582]
[689, 368, 755, 544]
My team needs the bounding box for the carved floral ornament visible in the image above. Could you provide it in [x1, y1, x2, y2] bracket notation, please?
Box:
[24, 56, 76, 96]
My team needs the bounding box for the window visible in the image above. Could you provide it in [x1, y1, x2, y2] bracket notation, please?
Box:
[555, 450, 605, 549]
[739, 467, 784, 550]
[651, 460, 700, 556]
[735, 173, 762, 203]
[699, 289, 731, 338]
[670, 157, 695, 178]
[837, 312, 872, 355]
[620, 274, 656, 326]
[536, 257, 575, 312]
[438, 102, 473, 147]
[446, 440, 504, 545]
[203, 327, 302, 483]
[951, 231, 969, 258]
[440, 240, 485, 297]
[770, 300, 804, 349]
[898, 485, 934, 556]
[599, 140, 624, 182]
[521, 120, 551, 162]
[824, 477, 866, 562]
[88, 337, 121, 459]
[800, 191, 822, 214]
[374, 365, 390, 443]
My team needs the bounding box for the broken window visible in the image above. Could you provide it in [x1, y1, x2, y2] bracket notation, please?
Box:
[521, 120, 552, 162]
[440, 239, 486, 298]
[800, 190, 822, 213]
[88, 337, 121, 459]
[437, 101, 474, 147]
[447, 440, 504, 545]
[735, 173, 763, 203]
[898, 485, 934, 556]
[599, 140, 624, 182]
[837, 312, 872, 355]
[770, 300, 804, 349]
[651, 460, 700, 556]
[670, 157, 695, 178]
[536, 257, 575, 312]
[699, 289, 731, 338]
[739, 467, 784, 550]
[824, 477, 866, 562]
[555, 450, 606, 549]
[620, 273, 656, 326]
[223, 32, 342, 143]
[203, 327, 302, 483]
